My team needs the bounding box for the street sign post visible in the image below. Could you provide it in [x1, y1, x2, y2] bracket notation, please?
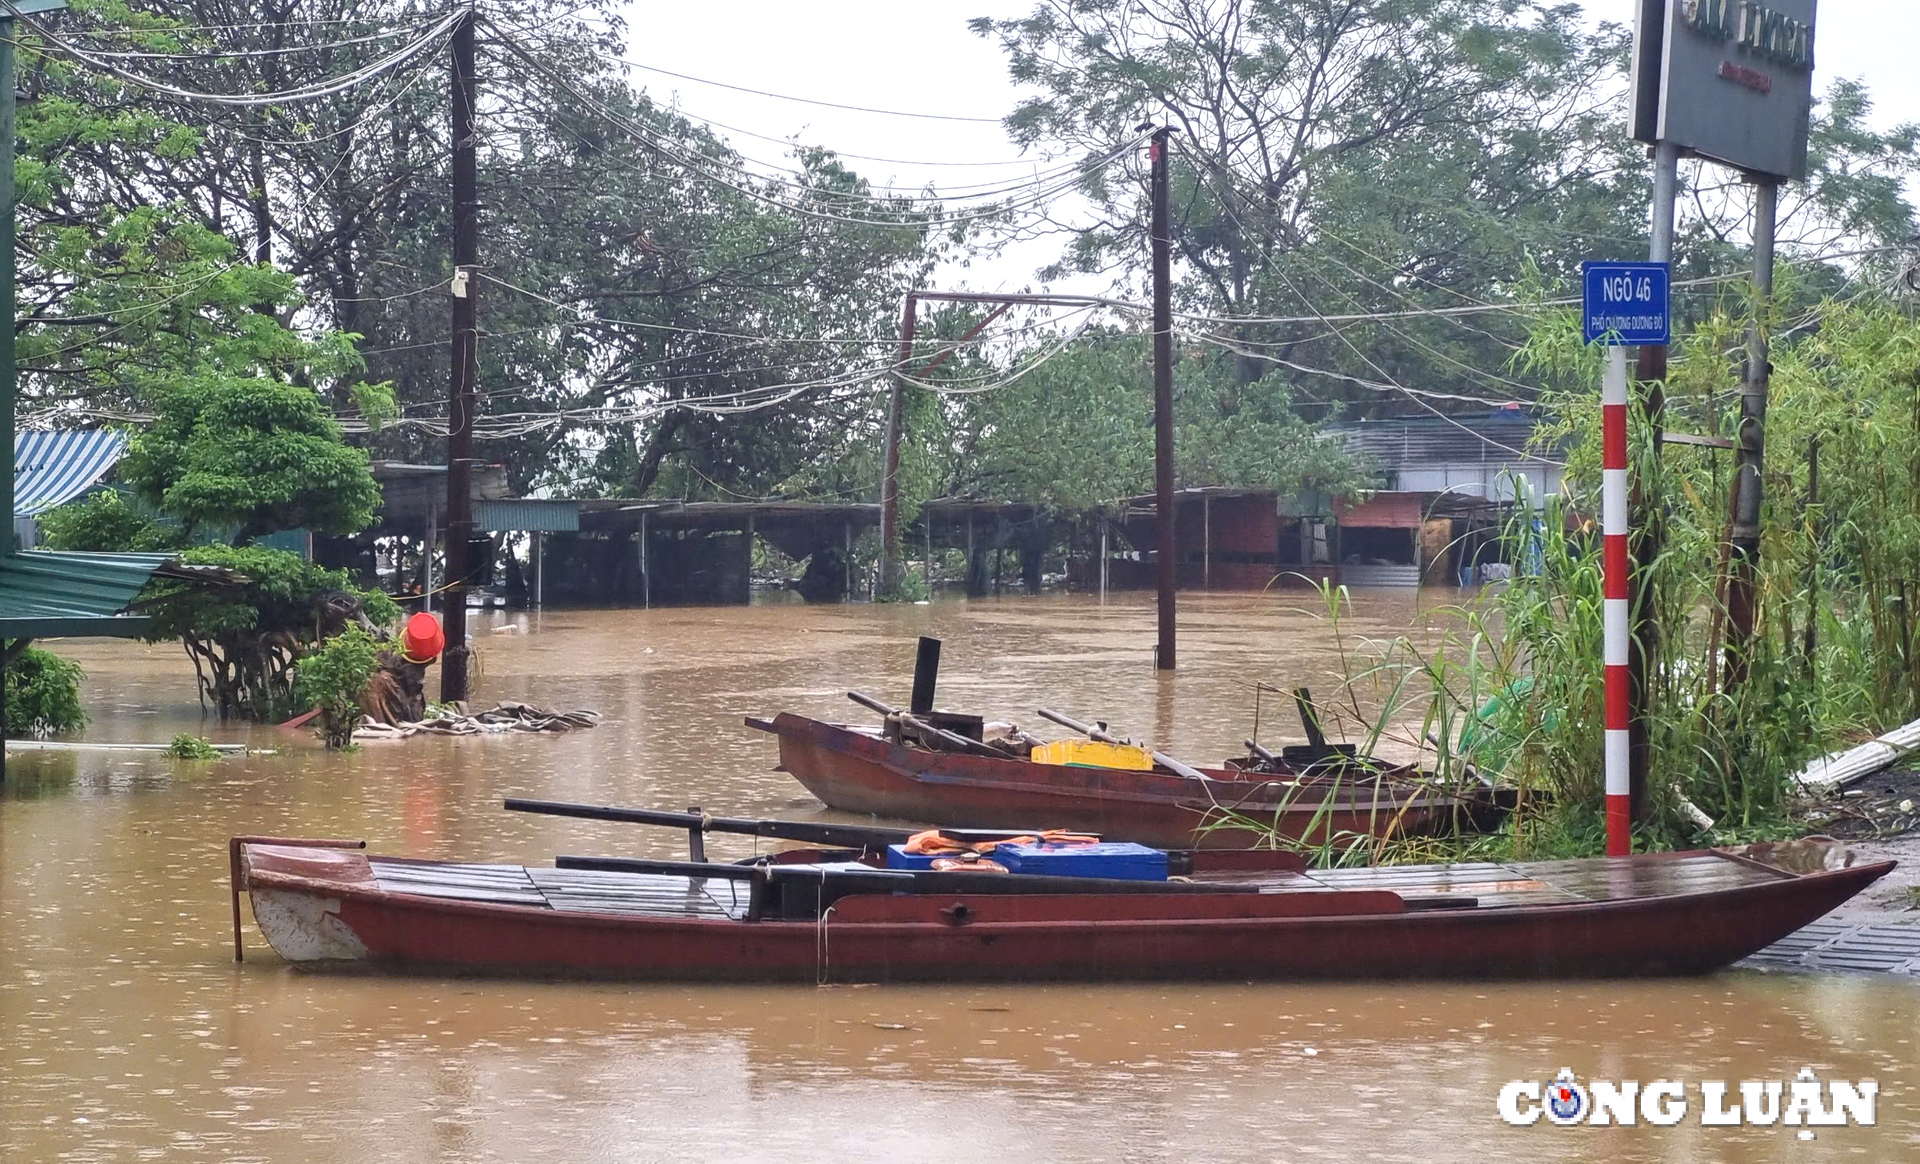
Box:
[1582, 259, 1669, 859]
[1582, 261, 1670, 346]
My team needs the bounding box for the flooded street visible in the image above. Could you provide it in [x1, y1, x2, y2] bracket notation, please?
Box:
[4, 591, 1918, 1162]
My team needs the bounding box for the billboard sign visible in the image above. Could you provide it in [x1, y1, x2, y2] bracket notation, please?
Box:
[1630, 0, 1817, 181]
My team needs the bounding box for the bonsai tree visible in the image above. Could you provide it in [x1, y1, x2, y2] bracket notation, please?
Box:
[41, 370, 397, 720]
[135, 548, 399, 721]
[120, 374, 382, 545]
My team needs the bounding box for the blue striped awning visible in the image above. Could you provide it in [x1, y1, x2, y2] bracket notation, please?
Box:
[13, 429, 128, 516]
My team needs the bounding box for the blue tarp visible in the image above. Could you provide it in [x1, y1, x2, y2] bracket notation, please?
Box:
[13, 430, 127, 516]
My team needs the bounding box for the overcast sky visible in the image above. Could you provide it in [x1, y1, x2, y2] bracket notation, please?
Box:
[612, 1, 1917, 295]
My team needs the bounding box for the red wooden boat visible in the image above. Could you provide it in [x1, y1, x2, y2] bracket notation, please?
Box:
[748, 712, 1511, 850]
[230, 824, 1890, 982]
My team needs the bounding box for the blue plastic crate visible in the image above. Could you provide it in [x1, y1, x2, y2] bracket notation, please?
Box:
[993, 841, 1168, 882]
[885, 844, 950, 871]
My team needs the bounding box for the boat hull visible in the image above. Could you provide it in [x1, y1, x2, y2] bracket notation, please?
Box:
[758, 713, 1501, 849]
[235, 841, 1893, 983]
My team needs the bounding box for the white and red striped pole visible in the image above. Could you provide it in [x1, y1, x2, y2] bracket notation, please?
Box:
[1602, 346, 1632, 856]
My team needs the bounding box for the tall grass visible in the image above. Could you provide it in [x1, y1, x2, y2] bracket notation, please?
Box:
[1238, 291, 1920, 864]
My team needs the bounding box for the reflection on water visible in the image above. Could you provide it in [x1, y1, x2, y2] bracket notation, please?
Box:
[3, 591, 1917, 1162]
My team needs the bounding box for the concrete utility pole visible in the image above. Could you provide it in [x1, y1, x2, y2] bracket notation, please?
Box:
[440, 7, 478, 703]
[878, 293, 917, 597]
[1724, 180, 1778, 686]
[1149, 126, 1176, 671]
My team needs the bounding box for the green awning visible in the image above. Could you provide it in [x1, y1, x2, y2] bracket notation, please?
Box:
[0, 550, 184, 638]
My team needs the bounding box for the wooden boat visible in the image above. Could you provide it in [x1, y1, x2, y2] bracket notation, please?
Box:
[229, 807, 1892, 982]
[747, 711, 1513, 850]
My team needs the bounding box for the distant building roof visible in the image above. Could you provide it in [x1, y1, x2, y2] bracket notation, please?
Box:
[13, 430, 128, 516]
[1326, 411, 1553, 471]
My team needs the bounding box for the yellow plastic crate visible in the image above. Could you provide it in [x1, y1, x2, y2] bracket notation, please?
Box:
[1030, 738, 1154, 771]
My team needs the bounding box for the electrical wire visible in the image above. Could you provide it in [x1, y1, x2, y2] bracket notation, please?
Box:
[477, 272, 900, 347]
[32, 20, 437, 61]
[600, 53, 1003, 124]
[489, 24, 1144, 229]
[7, 5, 458, 107]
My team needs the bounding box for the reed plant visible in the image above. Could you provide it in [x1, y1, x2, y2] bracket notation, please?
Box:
[1229, 289, 1920, 865]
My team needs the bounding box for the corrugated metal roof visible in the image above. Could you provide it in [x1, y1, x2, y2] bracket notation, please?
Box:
[1329, 414, 1549, 471]
[13, 430, 128, 515]
[0, 550, 174, 637]
[475, 499, 579, 532]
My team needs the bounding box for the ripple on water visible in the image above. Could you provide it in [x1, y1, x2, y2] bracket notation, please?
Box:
[3, 595, 1918, 1163]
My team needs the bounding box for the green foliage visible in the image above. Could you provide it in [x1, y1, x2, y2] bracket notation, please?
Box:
[143, 545, 399, 643]
[973, 3, 1918, 422]
[165, 733, 220, 760]
[1211, 287, 1920, 862]
[935, 334, 1155, 510]
[140, 545, 398, 721]
[294, 625, 381, 749]
[5, 647, 86, 737]
[36, 490, 176, 552]
[121, 376, 381, 544]
[1431, 291, 1920, 854]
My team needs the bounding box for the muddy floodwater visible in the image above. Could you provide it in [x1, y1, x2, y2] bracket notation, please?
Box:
[4, 591, 1919, 1163]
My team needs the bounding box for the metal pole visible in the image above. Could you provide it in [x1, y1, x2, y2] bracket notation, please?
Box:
[532, 530, 543, 607]
[1802, 436, 1819, 668]
[924, 514, 932, 588]
[1202, 494, 1211, 590]
[1150, 127, 1176, 670]
[844, 519, 852, 601]
[1603, 347, 1632, 857]
[423, 505, 437, 611]
[639, 512, 650, 609]
[0, 21, 15, 548]
[1627, 137, 1682, 822]
[439, 8, 478, 703]
[1100, 520, 1109, 602]
[1, 21, 11, 782]
[878, 293, 917, 597]
[1724, 180, 1777, 689]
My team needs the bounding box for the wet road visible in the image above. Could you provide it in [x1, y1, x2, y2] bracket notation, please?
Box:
[3, 591, 1916, 1162]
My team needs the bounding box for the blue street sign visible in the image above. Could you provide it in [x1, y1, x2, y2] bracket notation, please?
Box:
[1582, 261, 1670, 346]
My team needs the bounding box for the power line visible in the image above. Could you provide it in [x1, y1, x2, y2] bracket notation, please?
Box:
[603, 54, 1003, 124]
[30, 20, 436, 61]
[488, 94, 1110, 201]
[490, 25, 1141, 230]
[7, 5, 457, 107]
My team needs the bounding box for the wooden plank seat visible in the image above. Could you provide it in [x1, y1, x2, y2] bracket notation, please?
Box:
[370, 858, 748, 920]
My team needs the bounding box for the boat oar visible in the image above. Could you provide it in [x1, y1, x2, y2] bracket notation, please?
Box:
[1036, 707, 1210, 780]
[1244, 738, 1278, 764]
[847, 690, 1009, 759]
[505, 798, 1098, 851]
[505, 798, 915, 850]
[556, 854, 1258, 896]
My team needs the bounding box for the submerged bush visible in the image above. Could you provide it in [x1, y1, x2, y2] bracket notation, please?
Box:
[166, 733, 220, 760]
[5, 648, 86, 737]
[294, 625, 381, 749]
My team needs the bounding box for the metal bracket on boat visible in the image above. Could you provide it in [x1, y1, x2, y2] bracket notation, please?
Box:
[685, 805, 708, 863]
[743, 862, 772, 923]
[938, 903, 973, 926]
[227, 835, 366, 962]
